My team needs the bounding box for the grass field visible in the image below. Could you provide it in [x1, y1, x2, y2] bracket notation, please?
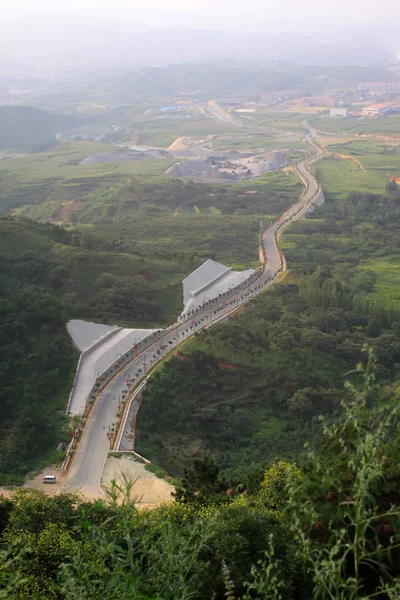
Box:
[358, 260, 400, 309]
[0, 141, 177, 181]
[313, 157, 386, 198]
[211, 133, 306, 151]
[234, 110, 308, 131]
[128, 114, 239, 147]
[311, 113, 400, 137]
[326, 140, 400, 171]
[313, 139, 400, 198]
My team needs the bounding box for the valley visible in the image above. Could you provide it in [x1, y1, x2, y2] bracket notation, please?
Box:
[1, 58, 400, 492]
[2, 23, 400, 598]
[64, 125, 323, 497]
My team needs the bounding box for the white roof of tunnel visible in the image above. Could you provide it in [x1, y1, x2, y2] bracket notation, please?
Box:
[182, 259, 255, 316]
[182, 259, 231, 304]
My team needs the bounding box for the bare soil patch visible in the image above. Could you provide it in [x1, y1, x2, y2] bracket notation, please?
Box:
[0, 487, 13, 498]
[101, 455, 174, 508]
[25, 465, 68, 496]
[0, 466, 69, 499]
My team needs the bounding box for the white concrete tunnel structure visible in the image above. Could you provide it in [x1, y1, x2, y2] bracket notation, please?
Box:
[67, 320, 158, 415]
[181, 259, 255, 316]
[66, 259, 256, 415]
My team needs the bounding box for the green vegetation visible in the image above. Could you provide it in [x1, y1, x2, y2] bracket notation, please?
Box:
[0, 214, 191, 483]
[312, 140, 400, 198]
[129, 113, 239, 147]
[313, 156, 385, 197]
[235, 110, 308, 131]
[0, 142, 175, 190]
[2, 61, 400, 598]
[0, 106, 78, 153]
[137, 187, 400, 478]
[211, 132, 306, 151]
[283, 186, 400, 310]
[0, 140, 301, 224]
[0, 160, 301, 483]
[2, 371, 400, 599]
[313, 112, 400, 136]
[0, 219, 76, 483]
[0, 216, 190, 328]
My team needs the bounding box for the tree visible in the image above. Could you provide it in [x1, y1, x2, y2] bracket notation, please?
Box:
[287, 388, 314, 418]
[366, 318, 381, 338]
[386, 180, 397, 192]
[259, 461, 303, 510]
[174, 457, 229, 504]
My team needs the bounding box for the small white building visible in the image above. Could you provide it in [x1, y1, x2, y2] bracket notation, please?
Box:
[330, 107, 349, 118]
[362, 104, 400, 116]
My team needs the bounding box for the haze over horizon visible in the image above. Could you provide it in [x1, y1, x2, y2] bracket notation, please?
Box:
[1, 1, 399, 73]
[1, 0, 400, 34]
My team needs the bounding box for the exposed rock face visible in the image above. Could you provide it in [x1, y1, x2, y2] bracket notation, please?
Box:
[166, 150, 292, 181]
[165, 159, 236, 181]
[258, 151, 289, 172]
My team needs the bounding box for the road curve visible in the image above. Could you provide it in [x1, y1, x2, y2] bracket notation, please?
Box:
[65, 124, 324, 497]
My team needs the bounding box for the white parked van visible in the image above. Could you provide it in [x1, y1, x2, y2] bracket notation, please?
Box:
[43, 475, 56, 484]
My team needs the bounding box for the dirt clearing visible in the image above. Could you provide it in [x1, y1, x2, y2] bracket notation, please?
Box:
[25, 466, 68, 496]
[0, 466, 69, 499]
[101, 455, 174, 507]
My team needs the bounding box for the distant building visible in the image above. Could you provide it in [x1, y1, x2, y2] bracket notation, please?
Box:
[296, 96, 337, 108]
[330, 107, 349, 117]
[159, 105, 188, 112]
[362, 103, 400, 116]
[358, 82, 400, 93]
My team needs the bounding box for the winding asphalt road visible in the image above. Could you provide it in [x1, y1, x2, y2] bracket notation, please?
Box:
[65, 123, 324, 497]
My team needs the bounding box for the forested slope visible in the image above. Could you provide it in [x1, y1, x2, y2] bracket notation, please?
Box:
[137, 186, 400, 479]
[0, 106, 78, 153]
[0, 218, 76, 482]
[0, 215, 190, 483]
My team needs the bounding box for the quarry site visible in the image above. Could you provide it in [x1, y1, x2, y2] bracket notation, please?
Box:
[79, 132, 302, 182]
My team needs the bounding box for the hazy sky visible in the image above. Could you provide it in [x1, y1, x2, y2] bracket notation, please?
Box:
[2, 0, 400, 32]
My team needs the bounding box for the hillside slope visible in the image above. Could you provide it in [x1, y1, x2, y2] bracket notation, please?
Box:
[0, 105, 77, 153]
[0, 217, 76, 482]
[137, 188, 400, 479]
[0, 215, 189, 483]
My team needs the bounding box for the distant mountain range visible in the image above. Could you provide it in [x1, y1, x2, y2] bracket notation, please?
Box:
[82, 61, 399, 103]
[0, 14, 398, 75]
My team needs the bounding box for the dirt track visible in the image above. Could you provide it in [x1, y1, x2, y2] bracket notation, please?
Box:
[333, 153, 366, 171]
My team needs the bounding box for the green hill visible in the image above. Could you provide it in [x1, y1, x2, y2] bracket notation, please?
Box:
[0, 215, 190, 483]
[88, 61, 397, 102]
[137, 187, 400, 479]
[0, 105, 77, 153]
